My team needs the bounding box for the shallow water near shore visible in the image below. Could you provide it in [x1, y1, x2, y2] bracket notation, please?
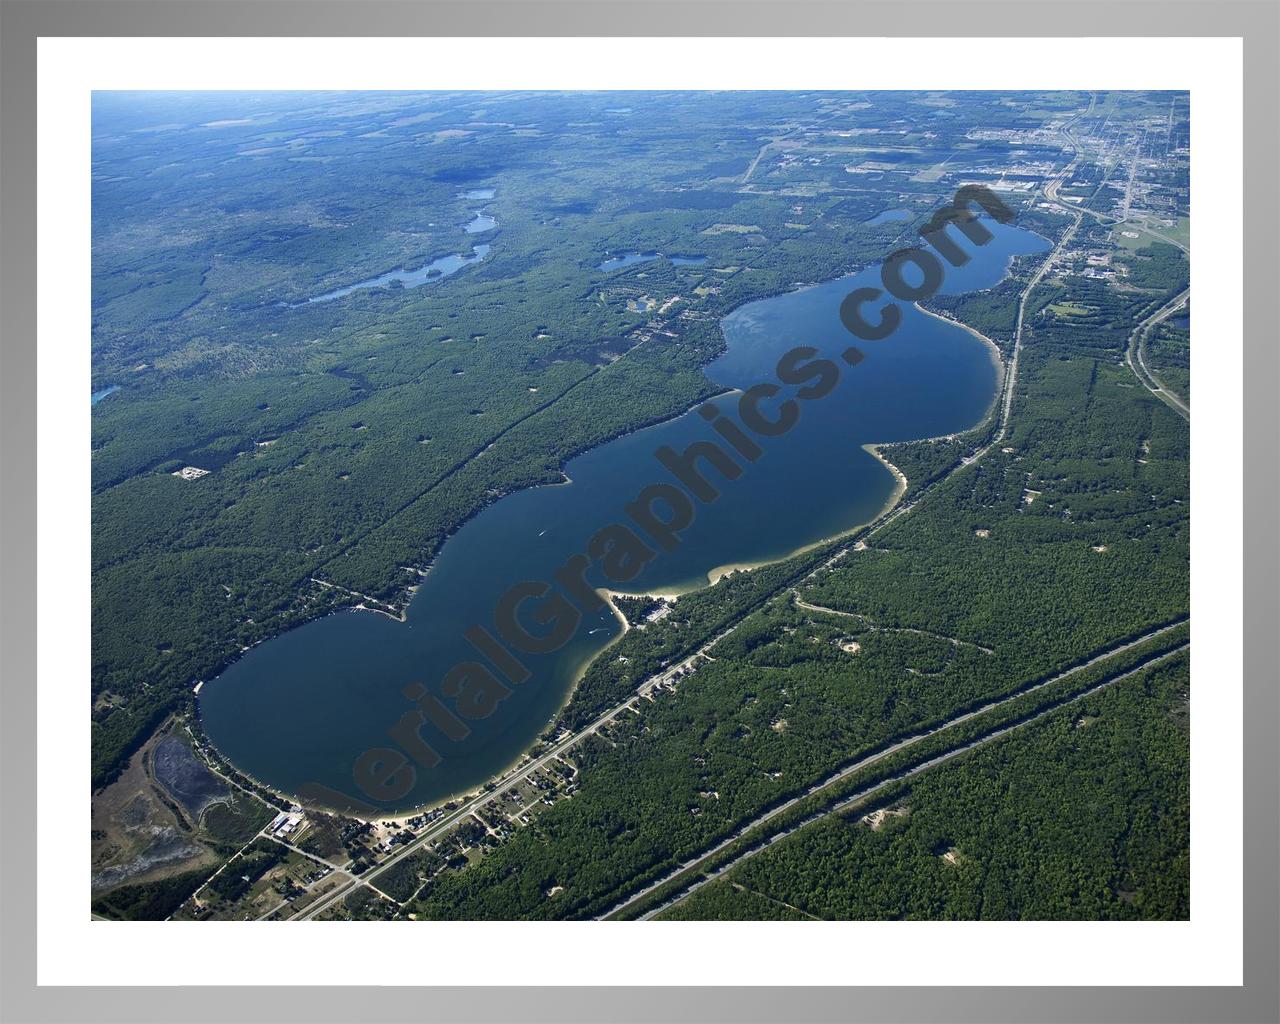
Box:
[200, 217, 1049, 814]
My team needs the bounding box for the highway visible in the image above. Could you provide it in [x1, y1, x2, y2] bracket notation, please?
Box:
[598, 622, 1188, 920]
[600, 106, 1193, 919]
[1125, 288, 1191, 420]
[1041, 103, 1186, 254]
[284, 97, 1183, 924]
[997, 204, 1081, 445]
[635, 641, 1189, 921]
[1038, 104, 1190, 421]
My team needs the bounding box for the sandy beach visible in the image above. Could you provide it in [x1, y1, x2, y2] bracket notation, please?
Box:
[914, 302, 1007, 427]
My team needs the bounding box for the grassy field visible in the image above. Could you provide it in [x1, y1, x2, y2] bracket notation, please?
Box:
[1113, 215, 1189, 251]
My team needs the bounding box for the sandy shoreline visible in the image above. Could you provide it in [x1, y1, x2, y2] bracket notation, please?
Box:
[914, 302, 1007, 428]
[328, 444, 920, 824]
[696, 441, 909, 586]
[360, 585, 634, 828]
[916, 301, 1005, 371]
[199, 305, 1001, 827]
[199, 435, 926, 829]
[608, 440, 912, 602]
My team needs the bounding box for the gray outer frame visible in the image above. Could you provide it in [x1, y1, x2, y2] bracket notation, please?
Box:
[1, 1, 1275, 1021]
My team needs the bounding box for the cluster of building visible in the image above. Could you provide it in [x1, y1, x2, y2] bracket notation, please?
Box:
[268, 807, 305, 839]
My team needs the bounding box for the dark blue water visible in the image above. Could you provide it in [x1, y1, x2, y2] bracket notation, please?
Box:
[297, 246, 491, 305]
[597, 252, 707, 272]
[299, 194, 498, 304]
[464, 211, 496, 234]
[201, 217, 1048, 814]
[865, 209, 913, 225]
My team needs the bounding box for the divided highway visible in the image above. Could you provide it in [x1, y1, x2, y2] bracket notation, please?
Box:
[1125, 288, 1191, 420]
[637, 641, 1189, 920]
[599, 622, 1188, 920]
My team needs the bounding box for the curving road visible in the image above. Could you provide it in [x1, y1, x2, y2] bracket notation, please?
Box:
[281, 98, 1187, 924]
[1125, 288, 1191, 420]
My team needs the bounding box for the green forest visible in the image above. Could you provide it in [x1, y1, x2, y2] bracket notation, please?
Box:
[90, 90, 1191, 923]
[662, 652, 1189, 920]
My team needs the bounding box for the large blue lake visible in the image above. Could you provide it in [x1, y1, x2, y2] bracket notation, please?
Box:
[200, 217, 1048, 814]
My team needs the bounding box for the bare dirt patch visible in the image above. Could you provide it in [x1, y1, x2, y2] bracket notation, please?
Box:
[860, 806, 909, 831]
[91, 724, 219, 894]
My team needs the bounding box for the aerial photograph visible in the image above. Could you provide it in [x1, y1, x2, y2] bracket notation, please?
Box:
[89, 89, 1190, 923]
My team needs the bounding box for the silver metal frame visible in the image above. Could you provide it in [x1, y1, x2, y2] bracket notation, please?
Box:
[2, 2, 1275, 1020]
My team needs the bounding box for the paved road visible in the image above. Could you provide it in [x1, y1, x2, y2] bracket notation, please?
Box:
[289, 622, 738, 921]
[636, 641, 1189, 921]
[997, 204, 1081, 445]
[1037, 105, 1190, 421]
[610, 96, 1189, 922]
[599, 621, 1187, 920]
[1042, 106, 1186, 254]
[1125, 288, 1191, 420]
[284, 97, 1174, 924]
